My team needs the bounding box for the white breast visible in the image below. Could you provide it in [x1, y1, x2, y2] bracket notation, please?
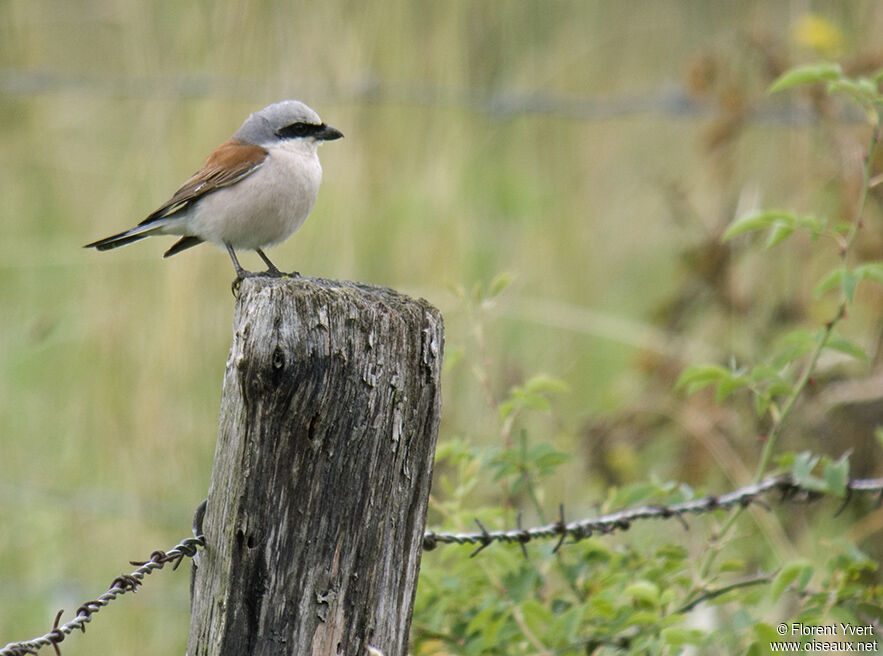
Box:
[180, 141, 323, 251]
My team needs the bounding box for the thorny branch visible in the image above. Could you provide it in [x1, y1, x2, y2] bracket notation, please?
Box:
[2, 475, 882, 655]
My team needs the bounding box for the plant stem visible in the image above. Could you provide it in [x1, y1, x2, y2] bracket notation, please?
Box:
[676, 573, 773, 614]
[751, 310, 840, 484]
[842, 116, 880, 255]
[697, 111, 880, 583]
[753, 112, 879, 482]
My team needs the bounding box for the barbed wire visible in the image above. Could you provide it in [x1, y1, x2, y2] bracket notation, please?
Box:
[0, 535, 203, 656]
[3, 475, 881, 655]
[422, 475, 883, 556]
[0, 69, 862, 125]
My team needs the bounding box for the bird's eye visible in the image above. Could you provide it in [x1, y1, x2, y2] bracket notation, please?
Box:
[277, 122, 313, 139]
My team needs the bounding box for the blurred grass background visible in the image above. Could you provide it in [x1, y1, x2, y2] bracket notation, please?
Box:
[2, 1, 883, 653]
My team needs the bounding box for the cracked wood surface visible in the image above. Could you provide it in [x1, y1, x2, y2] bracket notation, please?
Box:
[187, 276, 443, 656]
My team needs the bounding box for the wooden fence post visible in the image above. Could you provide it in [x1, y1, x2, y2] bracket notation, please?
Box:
[186, 276, 444, 656]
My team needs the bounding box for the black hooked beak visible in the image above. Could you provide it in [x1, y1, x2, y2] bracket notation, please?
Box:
[315, 124, 343, 141]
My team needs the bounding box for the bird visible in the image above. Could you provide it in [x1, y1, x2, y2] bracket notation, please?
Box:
[85, 100, 343, 279]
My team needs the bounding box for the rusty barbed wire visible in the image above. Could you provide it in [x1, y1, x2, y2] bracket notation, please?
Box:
[0, 535, 204, 656]
[3, 476, 881, 654]
[421, 475, 883, 554]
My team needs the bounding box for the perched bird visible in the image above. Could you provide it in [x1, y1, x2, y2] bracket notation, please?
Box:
[85, 100, 343, 277]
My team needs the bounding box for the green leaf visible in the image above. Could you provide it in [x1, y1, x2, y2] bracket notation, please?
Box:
[499, 375, 568, 420]
[722, 210, 796, 241]
[722, 210, 822, 247]
[523, 374, 570, 395]
[791, 451, 818, 477]
[750, 363, 779, 385]
[487, 271, 514, 299]
[826, 77, 883, 109]
[826, 336, 869, 362]
[532, 445, 571, 472]
[766, 380, 794, 398]
[765, 222, 794, 248]
[775, 451, 798, 469]
[773, 329, 818, 367]
[677, 364, 728, 391]
[753, 391, 772, 418]
[553, 606, 583, 645]
[753, 622, 780, 643]
[625, 580, 660, 607]
[498, 399, 517, 422]
[480, 611, 510, 649]
[795, 213, 825, 232]
[855, 261, 883, 285]
[661, 627, 705, 647]
[814, 268, 844, 297]
[625, 609, 662, 627]
[676, 364, 747, 399]
[770, 560, 814, 601]
[823, 451, 851, 498]
[519, 599, 555, 635]
[467, 604, 500, 637]
[768, 62, 842, 93]
[791, 451, 827, 492]
[656, 544, 689, 561]
[519, 393, 550, 412]
[796, 564, 814, 591]
[609, 481, 661, 507]
[714, 372, 747, 402]
[842, 269, 858, 303]
[816, 266, 872, 302]
[504, 566, 539, 603]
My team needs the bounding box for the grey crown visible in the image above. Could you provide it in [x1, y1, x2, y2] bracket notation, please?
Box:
[233, 100, 323, 146]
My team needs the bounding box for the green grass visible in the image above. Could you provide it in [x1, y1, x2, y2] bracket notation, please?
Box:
[2, 1, 882, 653]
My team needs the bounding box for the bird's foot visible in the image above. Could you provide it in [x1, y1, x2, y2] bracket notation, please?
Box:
[259, 267, 301, 279]
[231, 267, 303, 295]
[231, 269, 260, 296]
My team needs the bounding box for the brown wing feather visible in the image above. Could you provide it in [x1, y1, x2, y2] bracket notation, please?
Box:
[138, 139, 268, 226]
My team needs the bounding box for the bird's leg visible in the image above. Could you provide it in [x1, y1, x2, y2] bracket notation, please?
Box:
[255, 249, 284, 276]
[226, 243, 250, 278]
[227, 243, 255, 296]
[256, 249, 301, 278]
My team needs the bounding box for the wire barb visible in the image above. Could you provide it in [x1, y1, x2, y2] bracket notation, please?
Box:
[516, 510, 529, 560]
[469, 519, 493, 558]
[2, 476, 881, 654]
[833, 485, 853, 518]
[422, 475, 883, 556]
[552, 504, 568, 554]
[0, 535, 205, 656]
[49, 611, 63, 656]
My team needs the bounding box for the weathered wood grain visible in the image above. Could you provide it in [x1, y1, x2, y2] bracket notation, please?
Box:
[187, 275, 443, 656]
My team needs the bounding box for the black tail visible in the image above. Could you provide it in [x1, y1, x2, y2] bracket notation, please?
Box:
[84, 224, 161, 251]
[164, 236, 203, 258]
